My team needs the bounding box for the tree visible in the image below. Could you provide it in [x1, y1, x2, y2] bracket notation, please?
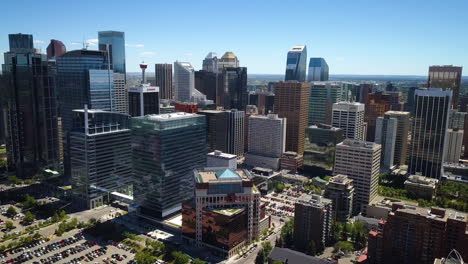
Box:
[172, 251, 190, 264]
[5, 221, 14, 230]
[21, 194, 37, 209]
[275, 183, 285, 193]
[23, 211, 35, 224]
[134, 250, 156, 264]
[255, 248, 265, 264]
[6, 206, 17, 216]
[192, 259, 206, 264]
[262, 241, 273, 258]
[7, 176, 20, 185]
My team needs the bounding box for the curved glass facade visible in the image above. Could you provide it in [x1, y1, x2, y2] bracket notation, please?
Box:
[285, 45, 307, 82]
[98, 31, 126, 74]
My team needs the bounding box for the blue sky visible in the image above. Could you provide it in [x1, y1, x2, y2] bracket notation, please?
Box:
[1, 0, 467, 75]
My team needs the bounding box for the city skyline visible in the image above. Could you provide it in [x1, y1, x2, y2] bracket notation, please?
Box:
[1, 0, 467, 75]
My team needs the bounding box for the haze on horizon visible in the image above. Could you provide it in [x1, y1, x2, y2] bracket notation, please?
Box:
[1, 0, 467, 75]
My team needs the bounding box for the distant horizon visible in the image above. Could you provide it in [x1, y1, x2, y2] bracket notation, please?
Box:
[1, 0, 467, 75]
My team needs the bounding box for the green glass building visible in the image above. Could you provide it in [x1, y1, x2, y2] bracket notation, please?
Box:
[132, 112, 207, 219]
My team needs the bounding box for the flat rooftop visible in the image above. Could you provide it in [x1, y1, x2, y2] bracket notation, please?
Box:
[196, 168, 249, 183]
[207, 151, 236, 159]
[143, 112, 198, 121]
[212, 207, 244, 216]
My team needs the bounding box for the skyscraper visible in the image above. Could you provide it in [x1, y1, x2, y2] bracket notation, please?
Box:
[381, 111, 410, 166]
[308, 58, 329, 81]
[195, 70, 219, 103]
[285, 45, 307, 82]
[274, 81, 310, 154]
[57, 49, 114, 133]
[364, 91, 404, 141]
[98, 31, 127, 114]
[69, 108, 132, 209]
[245, 114, 286, 169]
[154, 63, 173, 100]
[332, 102, 365, 140]
[375, 117, 397, 170]
[202, 52, 219, 73]
[408, 88, 452, 179]
[218, 51, 239, 69]
[444, 129, 463, 163]
[325, 175, 354, 222]
[199, 109, 245, 157]
[46, 39, 66, 61]
[128, 64, 160, 117]
[308, 82, 342, 125]
[2, 33, 60, 177]
[334, 139, 381, 215]
[174, 61, 206, 103]
[220, 67, 248, 110]
[428, 65, 462, 108]
[98, 31, 126, 74]
[132, 113, 206, 219]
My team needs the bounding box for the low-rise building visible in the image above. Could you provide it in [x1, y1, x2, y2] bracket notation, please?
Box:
[280, 151, 304, 172]
[206, 151, 237, 169]
[404, 174, 439, 199]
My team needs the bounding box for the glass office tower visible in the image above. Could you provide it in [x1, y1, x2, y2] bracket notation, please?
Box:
[70, 108, 132, 209]
[408, 88, 452, 179]
[285, 45, 307, 82]
[308, 58, 329, 82]
[98, 31, 126, 74]
[98, 31, 127, 114]
[2, 34, 60, 177]
[132, 113, 206, 219]
[57, 49, 114, 133]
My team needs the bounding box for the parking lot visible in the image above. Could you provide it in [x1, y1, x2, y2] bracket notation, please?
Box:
[261, 190, 304, 218]
[1, 229, 136, 264]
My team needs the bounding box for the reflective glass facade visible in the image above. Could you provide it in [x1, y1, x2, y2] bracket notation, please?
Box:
[308, 58, 329, 82]
[2, 34, 60, 177]
[70, 110, 132, 209]
[285, 45, 307, 82]
[132, 113, 206, 219]
[57, 50, 113, 133]
[98, 31, 126, 74]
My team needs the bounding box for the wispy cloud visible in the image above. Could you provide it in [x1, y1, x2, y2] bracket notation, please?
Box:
[70, 42, 82, 46]
[34, 40, 45, 44]
[86, 38, 99, 46]
[335, 57, 345, 61]
[184, 52, 193, 57]
[126, 44, 144, 48]
[139, 51, 156, 57]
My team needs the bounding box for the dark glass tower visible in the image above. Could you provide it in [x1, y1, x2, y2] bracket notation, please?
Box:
[220, 67, 248, 111]
[69, 108, 132, 209]
[132, 113, 206, 219]
[408, 88, 452, 179]
[57, 49, 114, 133]
[285, 45, 307, 82]
[1, 34, 60, 177]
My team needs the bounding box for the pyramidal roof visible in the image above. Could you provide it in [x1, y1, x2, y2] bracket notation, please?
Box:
[215, 169, 241, 180]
